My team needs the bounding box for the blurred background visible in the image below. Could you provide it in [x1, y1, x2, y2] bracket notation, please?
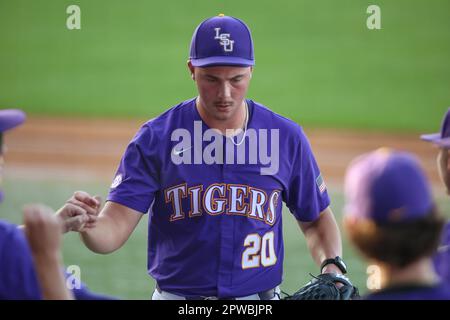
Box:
[0, 0, 449, 299]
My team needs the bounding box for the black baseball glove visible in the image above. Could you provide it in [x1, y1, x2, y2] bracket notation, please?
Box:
[283, 273, 360, 300]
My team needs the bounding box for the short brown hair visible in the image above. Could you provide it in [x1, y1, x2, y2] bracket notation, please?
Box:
[345, 208, 445, 268]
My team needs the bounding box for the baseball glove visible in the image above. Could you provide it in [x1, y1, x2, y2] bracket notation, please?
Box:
[283, 273, 360, 300]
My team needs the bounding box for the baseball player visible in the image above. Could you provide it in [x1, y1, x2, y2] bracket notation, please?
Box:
[0, 109, 113, 300]
[66, 14, 348, 300]
[421, 107, 450, 285]
[343, 148, 450, 299]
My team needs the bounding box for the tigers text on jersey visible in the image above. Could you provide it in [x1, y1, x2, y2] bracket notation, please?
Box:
[107, 98, 330, 298]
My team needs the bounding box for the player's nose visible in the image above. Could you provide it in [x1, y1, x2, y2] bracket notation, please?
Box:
[217, 81, 232, 99]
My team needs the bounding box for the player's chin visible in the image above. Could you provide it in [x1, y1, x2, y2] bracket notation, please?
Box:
[214, 113, 234, 122]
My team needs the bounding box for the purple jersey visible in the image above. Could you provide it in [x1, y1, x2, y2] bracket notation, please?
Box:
[365, 283, 450, 300]
[434, 221, 450, 285]
[0, 220, 42, 299]
[108, 98, 330, 298]
[0, 220, 114, 300]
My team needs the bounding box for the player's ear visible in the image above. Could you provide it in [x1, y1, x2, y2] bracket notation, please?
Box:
[187, 60, 195, 80]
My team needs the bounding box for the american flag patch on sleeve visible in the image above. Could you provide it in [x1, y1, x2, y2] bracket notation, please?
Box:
[316, 174, 327, 194]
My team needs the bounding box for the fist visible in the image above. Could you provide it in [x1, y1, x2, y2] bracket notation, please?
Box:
[23, 204, 62, 254]
[58, 191, 102, 232]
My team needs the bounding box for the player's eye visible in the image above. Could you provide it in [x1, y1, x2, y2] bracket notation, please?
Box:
[231, 77, 243, 83]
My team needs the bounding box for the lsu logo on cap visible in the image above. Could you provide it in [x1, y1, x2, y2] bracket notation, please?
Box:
[214, 28, 234, 52]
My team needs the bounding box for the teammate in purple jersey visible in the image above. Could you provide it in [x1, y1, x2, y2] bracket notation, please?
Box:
[421, 107, 450, 286]
[343, 148, 450, 300]
[66, 14, 348, 300]
[0, 109, 113, 300]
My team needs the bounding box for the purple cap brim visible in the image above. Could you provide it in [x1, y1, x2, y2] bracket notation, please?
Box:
[0, 109, 26, 132]
[420, 133, 450, 147]
[191, 56, 254, 67]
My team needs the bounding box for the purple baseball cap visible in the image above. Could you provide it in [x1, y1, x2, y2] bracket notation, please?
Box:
[0, 109, 26, 133]
[189, 14, 255, 67]
[0, 109, 25, 203]
[344, 148, 434, 224]
[421, 108, 450, 148]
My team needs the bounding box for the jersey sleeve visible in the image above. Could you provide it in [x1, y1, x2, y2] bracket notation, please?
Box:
[107, 123, 160, 214]
[0, 224, 42, 299]
[284, 127, 330, 221]
[65, 271, 117, 300]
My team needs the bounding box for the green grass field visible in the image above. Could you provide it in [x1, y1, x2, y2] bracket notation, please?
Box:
[1, 0, 449, 131]
[1, 178, 449, 299]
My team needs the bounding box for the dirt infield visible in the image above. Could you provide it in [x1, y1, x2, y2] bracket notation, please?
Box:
[4, 117, 442, 189]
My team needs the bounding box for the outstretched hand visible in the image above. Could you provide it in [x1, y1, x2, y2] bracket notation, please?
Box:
[57, 191, 102, 232]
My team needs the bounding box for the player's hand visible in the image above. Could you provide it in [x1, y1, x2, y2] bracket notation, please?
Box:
[24, 204, 63, 255]
[437, 148, 450, 194]
[55, 202, 91, 233]
[64, 191, 102, 231]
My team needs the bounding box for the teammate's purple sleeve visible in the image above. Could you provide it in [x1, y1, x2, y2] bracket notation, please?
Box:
[284, 128, 330, 222]
[0, 220, 116, 300]
[0, 220, 42, 299]
[69, 275, 117, 300]
[108, 124, 160, 213]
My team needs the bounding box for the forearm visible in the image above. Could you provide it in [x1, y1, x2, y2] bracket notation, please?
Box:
[300, 209, 342, 267]
[76, 201, 142, 254]
[80, 214, 124, 254]
[33, 253, 73, 300]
